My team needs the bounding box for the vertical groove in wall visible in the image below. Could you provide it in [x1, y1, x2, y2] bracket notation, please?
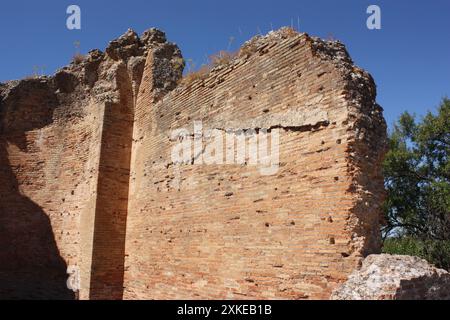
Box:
[79, 103, 105, 300]
[89, 64, 135, 300]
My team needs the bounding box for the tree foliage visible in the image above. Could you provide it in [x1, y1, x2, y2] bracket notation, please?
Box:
[383, 237, 450, 271]
[382, 98, 450, 269]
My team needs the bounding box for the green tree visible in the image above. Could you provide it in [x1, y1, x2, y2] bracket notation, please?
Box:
[382, 98, 450, 270]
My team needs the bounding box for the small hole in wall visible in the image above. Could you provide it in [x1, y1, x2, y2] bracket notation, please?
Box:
[265, 223, 270, 228]
[341, 252, 350, 258]
[329, 237, 335, 245]
[336, 139, 342, 144]
[334, 177, 339, 181]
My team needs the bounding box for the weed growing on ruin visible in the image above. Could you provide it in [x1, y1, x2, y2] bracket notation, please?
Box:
[72, 53, 86, 65]
[25, 66, 45, 79]
[180, 51, 238, 86]
[279, 26, 298, 38]
[181, 65, 210, 86]
[238, 42, 258, 57]
[180, 27, 299, 87]
[209, 50, 238, 68]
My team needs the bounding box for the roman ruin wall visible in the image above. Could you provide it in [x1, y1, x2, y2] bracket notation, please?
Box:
[0, 27, 387, 300]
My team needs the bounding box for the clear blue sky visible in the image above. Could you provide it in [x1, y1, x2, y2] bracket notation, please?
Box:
[1, 0, 449, 127]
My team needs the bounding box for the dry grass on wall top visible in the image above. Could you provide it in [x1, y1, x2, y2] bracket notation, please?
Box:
[179, 27, 299, 87]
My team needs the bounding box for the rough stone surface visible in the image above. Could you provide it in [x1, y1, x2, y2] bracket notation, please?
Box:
[0, 27, 388, 300]
[331, 254, 450, 300]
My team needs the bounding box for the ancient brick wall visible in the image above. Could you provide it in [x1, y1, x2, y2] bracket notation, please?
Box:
[0, 28, 184, 300]
[0, 79, 103, 299]
[123, 29, 386, 299]
[0, 28, 386, 300]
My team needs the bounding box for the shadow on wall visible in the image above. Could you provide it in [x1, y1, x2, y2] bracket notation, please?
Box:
[0, 80, 74, 300]
[0, 138, 75, 300]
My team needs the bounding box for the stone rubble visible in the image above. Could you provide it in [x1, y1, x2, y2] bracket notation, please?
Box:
[331, 254, 450, 300]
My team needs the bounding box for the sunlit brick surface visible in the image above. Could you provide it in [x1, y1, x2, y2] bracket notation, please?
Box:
[0, 28, 386, 300]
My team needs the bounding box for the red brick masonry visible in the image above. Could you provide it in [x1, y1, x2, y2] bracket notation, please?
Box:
[0, 28, 387, 300]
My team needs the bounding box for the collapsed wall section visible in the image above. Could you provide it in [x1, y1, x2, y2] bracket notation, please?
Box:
[123, 29, 386, 299]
